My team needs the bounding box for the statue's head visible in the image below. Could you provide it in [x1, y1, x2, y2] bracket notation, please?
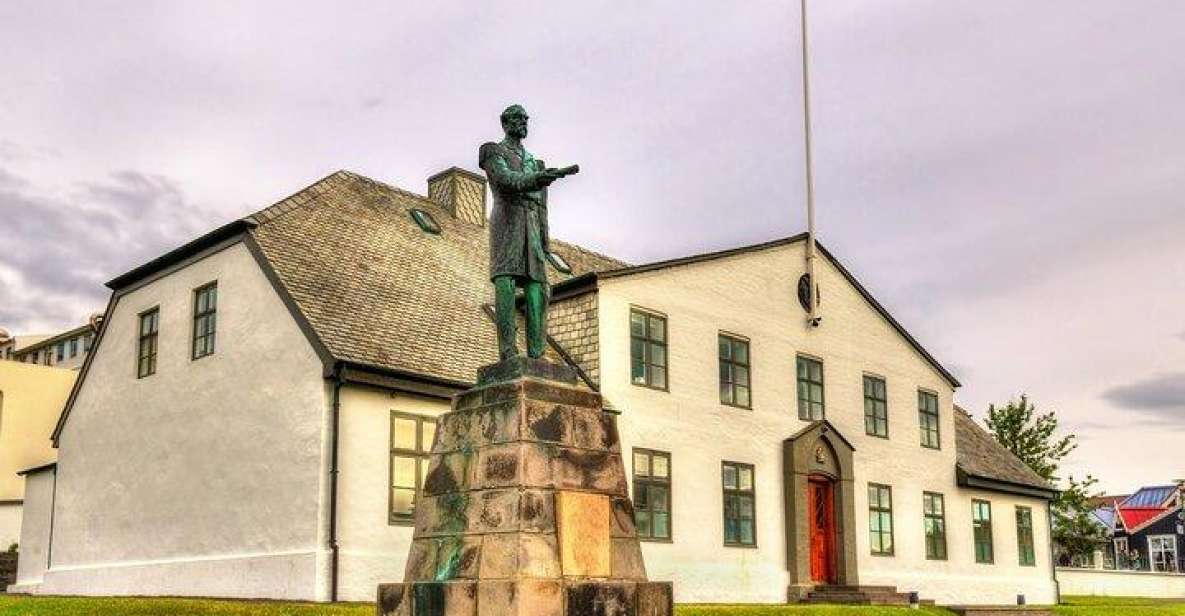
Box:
[500, 104, 529, 139]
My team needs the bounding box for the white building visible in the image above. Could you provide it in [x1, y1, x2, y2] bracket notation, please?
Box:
[9, 168, 1058, 605]
[2, 322, 99, 370]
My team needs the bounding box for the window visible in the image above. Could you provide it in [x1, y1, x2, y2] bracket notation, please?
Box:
[192, 282, 218, 359]
[1016, 506, 1036, 566]
[1115, 537, 1129, 567]
[796, 356, 824, 420]
[630, 309, 667, 390]
[83, 334, 93, 352]
[409, 209, 441, 235]
[973, 499, 994, 563]
[864, 375, 888, 438]
[632, 449, 671, 541]
[718, 334, 751, 408]
[868, 484, 894, 555]
[918, 390, 940, 449]
[722, 461, 755, 546]
[69, 337, 79, 358]
[55, 342, 65, 362]
[389, 412, 437, 525]
[137, 308, 159, 378]
[1149, 536, 1179, 573]
[923, 492, 947, 560]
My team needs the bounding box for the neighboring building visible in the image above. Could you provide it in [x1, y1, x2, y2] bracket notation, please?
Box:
[1092, 485, 1183, 572]
[1, 321, 100, 370]
[10, 169, 1057, 605]
[0, 362, 76, 548]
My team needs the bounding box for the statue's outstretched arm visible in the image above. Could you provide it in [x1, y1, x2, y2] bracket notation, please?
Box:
[483, 155, 545, 193]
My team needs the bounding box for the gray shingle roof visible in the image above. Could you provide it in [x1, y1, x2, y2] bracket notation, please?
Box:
[954, 407, 1054, 492]
[248, 170, 626, 386]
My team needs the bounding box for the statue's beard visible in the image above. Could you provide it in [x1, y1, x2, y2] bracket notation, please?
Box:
[507, 125, 528, 139]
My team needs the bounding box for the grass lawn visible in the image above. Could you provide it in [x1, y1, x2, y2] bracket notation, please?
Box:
[1054, 595, 1185, 615]
[0, 595, 1181, 615]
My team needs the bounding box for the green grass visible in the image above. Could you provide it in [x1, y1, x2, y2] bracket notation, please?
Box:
[0, 596, 373, 616]
[676, 606, 953, 615]
[0, 595, 1181, 615]
[1055, 595, 1185, 615]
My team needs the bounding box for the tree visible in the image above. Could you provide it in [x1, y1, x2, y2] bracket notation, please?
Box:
[1051, 475, 1108, 564]
[983, 394, 1105, 563]
[985, 394, 1076, 484]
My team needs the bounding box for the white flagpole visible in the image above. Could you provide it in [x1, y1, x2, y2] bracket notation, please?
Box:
[800, 0, 820, 326]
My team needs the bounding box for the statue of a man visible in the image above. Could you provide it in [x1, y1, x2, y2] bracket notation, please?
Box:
[479, 104, 578, 360]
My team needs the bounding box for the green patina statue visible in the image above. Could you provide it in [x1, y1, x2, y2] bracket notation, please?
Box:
[479, 104, 578, 360]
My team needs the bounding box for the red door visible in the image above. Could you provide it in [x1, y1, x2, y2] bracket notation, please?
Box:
[808, 477, 836, 583]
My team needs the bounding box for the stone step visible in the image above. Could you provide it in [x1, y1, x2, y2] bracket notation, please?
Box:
[815, 584, 899, 593]
[948, 608, 1053, 616]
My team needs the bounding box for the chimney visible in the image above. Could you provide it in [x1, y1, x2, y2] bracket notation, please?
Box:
[427, 167, 487, 227]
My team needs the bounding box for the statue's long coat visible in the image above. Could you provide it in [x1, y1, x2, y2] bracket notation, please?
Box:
[479, 140, 550, 283]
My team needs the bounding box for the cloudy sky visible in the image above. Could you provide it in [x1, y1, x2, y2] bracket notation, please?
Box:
[1, 0, 1181, 493]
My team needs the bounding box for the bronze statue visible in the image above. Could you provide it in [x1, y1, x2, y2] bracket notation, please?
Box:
[479, 104, 578, 360]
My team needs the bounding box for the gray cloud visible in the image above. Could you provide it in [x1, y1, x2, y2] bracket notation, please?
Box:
[0, 165, 220, 330]
[1101, 373, 1185, 427]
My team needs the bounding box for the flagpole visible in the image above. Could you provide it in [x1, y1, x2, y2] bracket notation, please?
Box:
[800, 0, 820, 327]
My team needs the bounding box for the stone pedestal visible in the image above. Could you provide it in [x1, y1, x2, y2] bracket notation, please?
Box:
[377, 357, 673, 616]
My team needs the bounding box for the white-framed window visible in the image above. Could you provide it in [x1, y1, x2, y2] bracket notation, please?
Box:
[1149, 535, 1179, 572]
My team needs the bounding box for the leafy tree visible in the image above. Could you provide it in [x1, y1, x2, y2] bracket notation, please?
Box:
[983, 394, 1105, 562]
[1052, 475, 1108, 563]
[986, 394, 1076, 484]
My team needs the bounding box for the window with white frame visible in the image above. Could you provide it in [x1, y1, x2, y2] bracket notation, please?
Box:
[1149, 535, 1178, 572]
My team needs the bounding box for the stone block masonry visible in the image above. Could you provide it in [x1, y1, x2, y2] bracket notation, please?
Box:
[376, 356, 672, 616]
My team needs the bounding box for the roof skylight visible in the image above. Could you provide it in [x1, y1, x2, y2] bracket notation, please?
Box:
[409, 209, 441, 235]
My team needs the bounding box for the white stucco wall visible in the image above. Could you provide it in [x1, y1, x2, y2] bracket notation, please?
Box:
[36, 241, 328, 600]
[1058, 567, 1185, 599]
[596, 241, 1056, 605]
[859, 488, 1056, 605]
[10, 470, 54, 589]
[0, 502, 20, 550]
[336, 384, 449, 602]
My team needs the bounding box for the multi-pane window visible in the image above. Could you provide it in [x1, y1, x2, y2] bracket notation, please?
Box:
[630, 309, 667, 390]
[1016, 506, 1036, 566]
[923, 492, 947, 560]
[864, 375, 888, 438]
[55, 343, 65, 362]
[137, 309, 159, 378]
[722, 461, 755, 546]
[69, 337, 79, 358]
[192, 282, 218, 359]
[796, 356, 824, 420]
[973, 499, 994, 564]
[632, 449, 671, 541]
[718, 334, 751, 408]
[389, 412, 437, 525]
[918, 390, 940, 449]
[1149, 536, 1179, 573]
[868, 484, 894, 556]
[83, 334, 93, 352]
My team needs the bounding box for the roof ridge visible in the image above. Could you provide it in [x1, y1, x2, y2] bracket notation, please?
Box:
[244, 170, 356, 226]
[551, 238, 632, 269]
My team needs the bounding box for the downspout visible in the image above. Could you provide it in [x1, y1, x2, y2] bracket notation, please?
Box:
[1047, 500, 1060, 604]
[329, 367, 344, 602]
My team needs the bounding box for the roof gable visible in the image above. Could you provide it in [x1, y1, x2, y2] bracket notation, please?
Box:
[555, 235, 960, 388]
